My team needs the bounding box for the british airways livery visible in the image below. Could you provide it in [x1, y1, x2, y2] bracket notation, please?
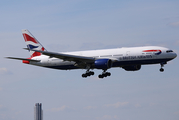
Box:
[7, 30, 177, 78]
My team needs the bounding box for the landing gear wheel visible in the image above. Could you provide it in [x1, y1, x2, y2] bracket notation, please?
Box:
[89, 71, 94, 75]
[98, 71, 111, 79]
[82, 74, 87, 78]
[86, 72, 90, 76]
[106, 72, 111, 76]
[103, 73, 107, 77]
[160, 68, 164, 72]
[82, 71, 95, 78]
[98, 74, 104, 78]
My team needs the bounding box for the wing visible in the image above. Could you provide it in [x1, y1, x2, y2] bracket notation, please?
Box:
[32, 50, 95, 63]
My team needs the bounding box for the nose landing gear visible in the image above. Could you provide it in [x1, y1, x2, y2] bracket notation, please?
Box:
[160, 68, 164, 72]
[160, 62, 166, 72]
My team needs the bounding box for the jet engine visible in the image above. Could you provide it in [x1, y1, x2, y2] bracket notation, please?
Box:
[94, 59, 112, 69]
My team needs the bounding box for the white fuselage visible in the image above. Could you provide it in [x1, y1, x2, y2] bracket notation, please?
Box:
[29, 46, 177, 70]
[7, 29, 177, 78]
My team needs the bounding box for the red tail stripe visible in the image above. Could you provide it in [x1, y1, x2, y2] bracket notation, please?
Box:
[23, 33, 38, 43]
[31, 47, 45, 57]
[31, 52, 41, 57]
[41, 47, 45, 51]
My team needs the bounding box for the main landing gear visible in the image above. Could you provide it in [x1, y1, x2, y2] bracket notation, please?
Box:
[98, 70, 111, 79]
[82, 65, 95, 78]
[160, 62, 166, 72]
[82, 69, 111, 79]
[82, 71, 94, 78]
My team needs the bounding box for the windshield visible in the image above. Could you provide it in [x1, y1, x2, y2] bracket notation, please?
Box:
[166, 50, 173, 53]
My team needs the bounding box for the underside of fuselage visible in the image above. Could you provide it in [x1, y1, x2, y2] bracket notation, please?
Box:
[41, 58, 173, 70]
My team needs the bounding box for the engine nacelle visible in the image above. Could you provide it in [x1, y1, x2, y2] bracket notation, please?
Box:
[94, 59, 112, 69]
[122, 65, 141, 71]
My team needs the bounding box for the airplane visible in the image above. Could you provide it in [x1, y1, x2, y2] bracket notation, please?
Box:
[7, 29, 177, 78]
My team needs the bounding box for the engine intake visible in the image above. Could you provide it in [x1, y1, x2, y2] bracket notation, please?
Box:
[94, 59, 112, 69]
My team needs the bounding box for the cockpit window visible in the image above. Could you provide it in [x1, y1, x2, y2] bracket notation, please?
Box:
[166, 50, 173, 53]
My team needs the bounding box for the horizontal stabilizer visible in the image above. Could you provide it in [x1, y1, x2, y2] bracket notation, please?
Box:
[23, 48, 30, 50]
[6, 57, 40, 62]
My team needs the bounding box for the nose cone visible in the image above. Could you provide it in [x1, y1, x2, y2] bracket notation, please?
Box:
[174, 52, 177, 58]
[170, 52, 177, 60]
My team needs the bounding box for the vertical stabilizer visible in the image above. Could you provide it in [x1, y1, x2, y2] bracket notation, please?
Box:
[22, 29, 46, 57]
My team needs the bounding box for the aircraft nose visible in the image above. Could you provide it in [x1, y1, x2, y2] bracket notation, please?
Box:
[174, 52, 177, 58]
[171, 52, 177, 59]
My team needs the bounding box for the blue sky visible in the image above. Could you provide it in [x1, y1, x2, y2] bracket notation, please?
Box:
[0, 0, 179, 120]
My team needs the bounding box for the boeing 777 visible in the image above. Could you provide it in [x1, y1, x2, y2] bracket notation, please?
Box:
[7, 29, 177, 78]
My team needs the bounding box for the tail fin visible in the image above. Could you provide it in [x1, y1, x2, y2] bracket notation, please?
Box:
[22, 29, 46, 57]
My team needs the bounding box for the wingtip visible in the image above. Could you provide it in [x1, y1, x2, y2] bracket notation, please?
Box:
[23, 48, 30, 50]
[5, 57, 12, 59]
